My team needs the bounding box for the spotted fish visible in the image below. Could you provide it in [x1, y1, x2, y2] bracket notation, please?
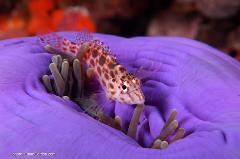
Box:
[39, 32, 145, 105]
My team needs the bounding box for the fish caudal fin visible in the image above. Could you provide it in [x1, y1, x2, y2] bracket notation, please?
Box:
[39, 33, 63, 51]
[39, 33, 81, 58]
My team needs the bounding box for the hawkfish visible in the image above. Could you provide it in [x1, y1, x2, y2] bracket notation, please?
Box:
[39, 32, 145, 105]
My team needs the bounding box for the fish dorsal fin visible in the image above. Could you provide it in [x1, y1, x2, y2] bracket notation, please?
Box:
[75, 29, 93, 44]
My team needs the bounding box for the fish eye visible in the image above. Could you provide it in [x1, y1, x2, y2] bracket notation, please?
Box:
[122, 85, 127, 90]
[122, 85, 128, 93]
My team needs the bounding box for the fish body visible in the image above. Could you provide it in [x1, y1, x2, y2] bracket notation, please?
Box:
[39, 33, 145, 105]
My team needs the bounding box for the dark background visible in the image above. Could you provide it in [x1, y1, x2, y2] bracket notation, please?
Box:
[1, 0, 240, 59]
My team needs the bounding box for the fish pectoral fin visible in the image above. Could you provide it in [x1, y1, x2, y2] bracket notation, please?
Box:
[106, 93, 113, 101]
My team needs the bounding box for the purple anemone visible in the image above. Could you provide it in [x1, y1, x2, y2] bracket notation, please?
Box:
[0, 32, 240, 159]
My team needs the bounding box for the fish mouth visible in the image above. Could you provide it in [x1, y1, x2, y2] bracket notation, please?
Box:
[128, 98, 145, 105]
[136, 98, 145, 105]
[118, 98, 144, 105]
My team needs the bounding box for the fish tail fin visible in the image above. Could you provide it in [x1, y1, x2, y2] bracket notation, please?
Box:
[38, 33, 63, 50]
[38, 33, 79, 58]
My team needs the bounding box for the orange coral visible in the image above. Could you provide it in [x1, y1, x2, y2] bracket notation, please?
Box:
[57, 7, 96, 32]
[27, 0, 54, 34]
[27, 0, 96, 35]
[0, 16, 8, 31]
[1, 0, 96, 37]
[27, 14, 53, 35]
[10, 13, 25, 30]
[0, 11, 27, 39]
[51, 9, 64, 30]
[28, 0, 54, 15]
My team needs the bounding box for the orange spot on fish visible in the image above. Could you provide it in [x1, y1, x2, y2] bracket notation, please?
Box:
[97, 67, 102, 75]
[90, 59, 95, 66]
[104, 73, 109, 80]
[70, 49, 76, 53]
